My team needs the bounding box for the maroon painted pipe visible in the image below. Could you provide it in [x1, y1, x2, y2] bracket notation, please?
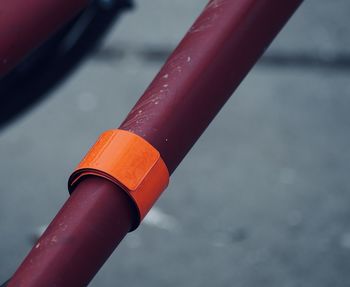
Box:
[8, 0, 302, 286]
[0, 0, 89, 77]
[120, 0, 303, 173]
[8, 177, 135, 287]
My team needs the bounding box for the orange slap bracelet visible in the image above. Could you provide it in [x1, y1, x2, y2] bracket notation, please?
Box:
[68, 129, 169, 230]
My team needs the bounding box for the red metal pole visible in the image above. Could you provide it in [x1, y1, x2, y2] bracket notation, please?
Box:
[120, 0, 303, 173]
[7, 0, 302, 286]
[8, 177, 134, 287]
[0, 0, 89, 77]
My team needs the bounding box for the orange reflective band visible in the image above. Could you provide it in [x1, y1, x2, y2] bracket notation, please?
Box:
[68, 129, 169, 230]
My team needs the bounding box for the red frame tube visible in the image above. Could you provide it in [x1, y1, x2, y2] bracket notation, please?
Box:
[120, 0, 303, 173]
[8, 177, 134, 287]
[0, 0, 89, 77]
[7, 0, 302, 286]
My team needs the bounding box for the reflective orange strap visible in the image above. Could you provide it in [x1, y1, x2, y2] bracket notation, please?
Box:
[68, 129, 169, 231]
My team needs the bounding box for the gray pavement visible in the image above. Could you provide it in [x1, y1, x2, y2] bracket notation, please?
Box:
[1, 1, 350, 286]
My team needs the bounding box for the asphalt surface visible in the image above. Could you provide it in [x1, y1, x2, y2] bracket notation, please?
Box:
[1, 1, 350, 286]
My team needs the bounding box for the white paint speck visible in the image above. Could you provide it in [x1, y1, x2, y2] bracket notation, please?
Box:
[143, 207, 180, 232]
[35, 243, 40, 249]
[155, 101, 159, 105]
[60, 224, 68, 231]
[187, 56, 191, 62]
[165, 138, 168, 142]
[163, 84, 168, 88]
[163, 74, 169, 79]
[138, 110, 143, 114]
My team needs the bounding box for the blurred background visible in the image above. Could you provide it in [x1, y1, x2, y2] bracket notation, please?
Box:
[1, 0, 350, 286]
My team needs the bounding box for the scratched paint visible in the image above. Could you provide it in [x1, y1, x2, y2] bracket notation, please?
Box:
[120, 0, 302, 174]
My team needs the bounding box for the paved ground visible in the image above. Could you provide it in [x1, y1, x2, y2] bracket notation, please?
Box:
[1, 1, 350, 286]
